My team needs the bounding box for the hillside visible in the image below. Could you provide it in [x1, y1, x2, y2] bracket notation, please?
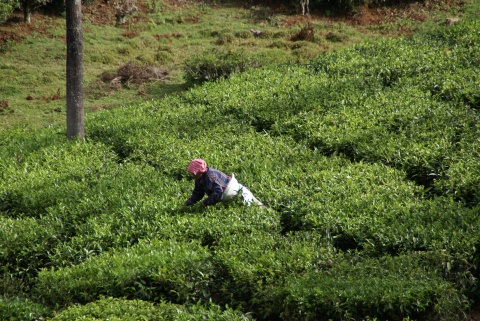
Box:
[0, 0, 467, 129]
[0, 0, 479, 320]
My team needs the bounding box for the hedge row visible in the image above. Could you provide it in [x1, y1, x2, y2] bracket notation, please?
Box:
[35, 239, 214, 306]
[0, 296, 50, 321]
[268, 253, 468, 320]
[34, 232, 470, 320]
[48, 297, 251, 321]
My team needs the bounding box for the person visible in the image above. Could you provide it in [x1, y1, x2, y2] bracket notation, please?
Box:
[184, 158, 264, 208]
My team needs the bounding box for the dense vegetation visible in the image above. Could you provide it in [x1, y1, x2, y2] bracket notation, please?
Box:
[1, 0, 479, 320]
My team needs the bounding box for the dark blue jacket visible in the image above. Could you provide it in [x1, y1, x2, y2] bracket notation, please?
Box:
[186, 167, 231, 207]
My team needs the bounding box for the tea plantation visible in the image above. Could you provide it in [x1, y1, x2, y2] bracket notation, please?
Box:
[1, 16, 479, 321]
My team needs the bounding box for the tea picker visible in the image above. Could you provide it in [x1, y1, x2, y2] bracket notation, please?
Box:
[183, 158, 264, 209]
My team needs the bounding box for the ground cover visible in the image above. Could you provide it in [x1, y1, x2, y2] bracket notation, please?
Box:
[1, 0, 479, 320]
[0, 0, 465, 130]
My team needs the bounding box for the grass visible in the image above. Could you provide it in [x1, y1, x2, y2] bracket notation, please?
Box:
[0, 0, 472, 130]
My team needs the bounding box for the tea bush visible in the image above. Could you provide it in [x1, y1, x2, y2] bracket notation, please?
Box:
[49, 201, 280, 267]
[213, 230, 339, 314]
[0, 296, 50, 321]
[178, 28, 479, 198]
[0, 126, 65, 161]
[271, 255, 468, 320]
[35, 239, 214, 306]
[267, 253, 468, 320]
[0, 216, 63, 278]
[435, 147, 480, 206]
[0, 141, 119, 217]
[0, 15, 479, 321]
[48, 297, 251, 321]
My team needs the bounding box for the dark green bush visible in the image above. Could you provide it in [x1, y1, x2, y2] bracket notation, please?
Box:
[213, 230, 338, 314]
[183, 49, 263, 84]
[0, 216, 64, 279]
[267, 253, 468, 320]
[0, 0, 18, 24]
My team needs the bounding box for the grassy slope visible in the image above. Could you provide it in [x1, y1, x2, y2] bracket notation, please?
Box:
[0, 0, 467, 130]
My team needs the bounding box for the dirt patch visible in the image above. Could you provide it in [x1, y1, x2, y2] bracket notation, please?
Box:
[0, 99, 14, 114]
[289, 22, 315, 41]
[25, 89, 62, 102]
[0, 15, 33, 48]
[97, 62, 169, 91]
[0, 27, 25, 48]
[468, 306, 480, 321]
[154, 33, 183, 42]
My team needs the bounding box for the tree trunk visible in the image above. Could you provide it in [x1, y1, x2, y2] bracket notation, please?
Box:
[66, 0, 85, 140]
[23, 5, 30, 23]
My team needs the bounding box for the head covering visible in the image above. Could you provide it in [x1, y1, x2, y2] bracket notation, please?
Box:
[187, 159, 207, 175]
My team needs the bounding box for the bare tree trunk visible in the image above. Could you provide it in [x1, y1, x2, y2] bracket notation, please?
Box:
[23, 5, 30, 23]
[66, 0, 84, 140]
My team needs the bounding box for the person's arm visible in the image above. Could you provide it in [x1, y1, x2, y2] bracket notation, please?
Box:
[185, 180, 205, 206]
[201, 181, 223, 206]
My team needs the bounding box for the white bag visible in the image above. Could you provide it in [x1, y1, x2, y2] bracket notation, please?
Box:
[222, 173, 264, 206]
[222, 173, 240, 202]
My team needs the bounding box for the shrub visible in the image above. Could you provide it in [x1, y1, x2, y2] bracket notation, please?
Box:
[0, 216, 64, 279]
[267, 253, 468, 320]
[213, 230, 338, 314]
[215, 33, 235, 45]
[183, 49, 262, 84]
[235, 30, 253, 39]
[34, 239, 215, 306]
[435, 147, 480, 207]
[49, 297, 251, 321]
[0, 141, 119, 217]
[48, 199, 280, 267]
[290, 23, 315, 42]
[0, 297, 50, 321]
[0, 126, 65, 161]
[0, 0, 18, 24]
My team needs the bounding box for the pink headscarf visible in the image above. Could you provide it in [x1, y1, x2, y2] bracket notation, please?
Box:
[187, 159, 207, 175]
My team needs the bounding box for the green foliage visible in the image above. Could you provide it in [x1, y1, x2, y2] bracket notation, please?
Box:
[35, 239, 215, 306]
[0, 7, 479, 321]
[0, 296, 50, 321]
[268, 253, 469, 320]
[435, 148, 480, 206]
[0, 0, 18, 24]
[48, 297, 251, 321]
[213, 230, 339, 313]
[0, 141, 119, 217]
[183, 49, 265, 84]
[48, 200, 280, 268]
[0, 216, 63, 281]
